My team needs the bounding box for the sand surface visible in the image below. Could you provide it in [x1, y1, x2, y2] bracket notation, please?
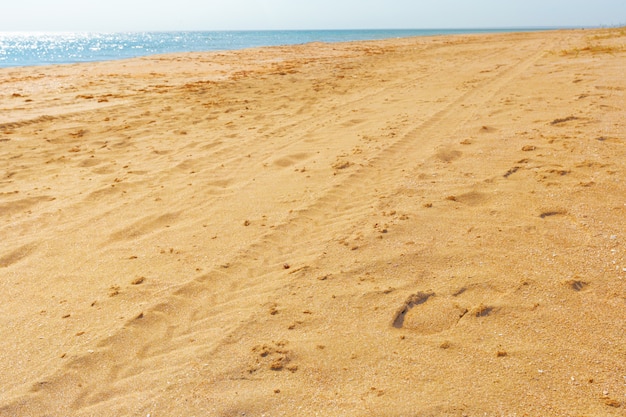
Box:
[1, 28, 626, 416]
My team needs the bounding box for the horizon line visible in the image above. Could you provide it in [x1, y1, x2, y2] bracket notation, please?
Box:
[1, 25, 614, 34]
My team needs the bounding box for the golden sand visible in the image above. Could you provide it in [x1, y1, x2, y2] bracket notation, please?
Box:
[1, 28, 625, 416]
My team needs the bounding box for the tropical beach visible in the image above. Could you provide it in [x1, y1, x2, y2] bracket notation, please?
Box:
[1, 27, 625, 416]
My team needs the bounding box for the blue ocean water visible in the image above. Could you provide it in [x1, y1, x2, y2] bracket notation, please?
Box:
[0, 29, 552, 68]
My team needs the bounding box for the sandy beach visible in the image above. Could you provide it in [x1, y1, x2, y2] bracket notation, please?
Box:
[1, 28, 625, 416]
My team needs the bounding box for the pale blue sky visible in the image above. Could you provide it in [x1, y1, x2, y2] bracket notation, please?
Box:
[2, 0, 625, 32]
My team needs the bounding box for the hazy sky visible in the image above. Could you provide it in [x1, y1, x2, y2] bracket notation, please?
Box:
[2, 0, 625, 32]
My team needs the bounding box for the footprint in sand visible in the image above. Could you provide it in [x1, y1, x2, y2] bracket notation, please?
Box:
[248, 340, 298, 373]
[392, 292, 468, 334]
[0, 243, 38, 268]
[435, 148, 462, 163]
[393, 284, 502, 334]
[562, 279, 589, 292]
[539, 208, 567, 219]
[273, 152, 312, 168]
[108, 212, 180, 241]
[0, 195, 55, 217]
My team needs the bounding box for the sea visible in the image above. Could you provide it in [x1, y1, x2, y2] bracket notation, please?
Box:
[0, 28, 555, 68]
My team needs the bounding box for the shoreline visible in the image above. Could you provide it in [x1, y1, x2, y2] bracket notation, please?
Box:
[0, 26, 572, 69]
[1, 27, 626, 416]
